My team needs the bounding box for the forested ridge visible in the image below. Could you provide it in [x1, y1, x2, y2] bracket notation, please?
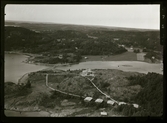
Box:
[5, 25, 161, 63]
[5, 26, 127, 55]
[5, 25, 161, 54]
[123, 72, 163, 116]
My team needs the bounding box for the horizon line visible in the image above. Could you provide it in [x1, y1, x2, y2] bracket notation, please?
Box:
[5, 19, 160, 31]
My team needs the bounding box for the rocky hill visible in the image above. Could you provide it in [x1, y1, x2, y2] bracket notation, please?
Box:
[4, 69, 163, 116]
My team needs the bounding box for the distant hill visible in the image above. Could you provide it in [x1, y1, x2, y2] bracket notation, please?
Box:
[4, 21, 162, 62]
[4, 26, 128, 63]
[5, 20, 158, 32]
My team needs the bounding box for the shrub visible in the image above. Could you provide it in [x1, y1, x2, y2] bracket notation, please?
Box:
[57, 85, 59, 89]
[99, 73, 102, 75]
[101, 82, 110, 88]
[134, 49, 140, 53]
[68, 82, 72, 86]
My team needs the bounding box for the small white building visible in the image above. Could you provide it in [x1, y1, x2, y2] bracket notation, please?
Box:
[113, 38, 119, 41]
[107, 100, 115, 105]
[57, 39, 61, 42]
[80, 69, 94, 77]
[152, 56, 155, 59]
[133, 104, 139, 108]
[100, 111, 107, 116]
[84, 97, 93, 102]
[95, 98, 103, 104]
[58, 55, 63, 59]
[118, 102, 127, 106]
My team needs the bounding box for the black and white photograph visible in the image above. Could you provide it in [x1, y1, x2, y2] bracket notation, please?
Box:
[3, 4, 163, 117]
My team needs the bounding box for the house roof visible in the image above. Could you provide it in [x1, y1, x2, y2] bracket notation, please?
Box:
[107, 100, 115, 105]
[84, 97, 93, 102]
[95, 98, 103, 103]
[100, 111, 107, 116]
[81, 69, 95, 76]
[133, 104, 139, 108]
[118, 102, 127, 105]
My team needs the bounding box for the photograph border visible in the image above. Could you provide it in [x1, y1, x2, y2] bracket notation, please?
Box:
[1, 1, 166, 123]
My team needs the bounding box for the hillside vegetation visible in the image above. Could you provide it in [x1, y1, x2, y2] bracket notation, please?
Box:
[126, 72, 163, 116]
[5, 26, 127, 63]
[5, 69, 163, 116]
[5, 21, 162, 63]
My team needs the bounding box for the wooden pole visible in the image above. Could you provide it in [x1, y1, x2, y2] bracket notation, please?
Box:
[46, 74, 48, 85]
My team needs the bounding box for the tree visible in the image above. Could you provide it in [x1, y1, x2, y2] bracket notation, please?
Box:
[68, 82, 72, 86]
[25, 80, 31, 88]
[93, 92, 100, 99]
[134, 49, 140, 53]
[101, 82, 110, 88]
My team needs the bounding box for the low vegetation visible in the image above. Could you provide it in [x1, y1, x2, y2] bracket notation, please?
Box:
[144, 51, 162, 61]
[4, 69, 163, 116]
[133, 49, 140, 53]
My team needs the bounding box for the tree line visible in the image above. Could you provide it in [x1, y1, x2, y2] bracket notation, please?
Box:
[122, 72, 163, 116]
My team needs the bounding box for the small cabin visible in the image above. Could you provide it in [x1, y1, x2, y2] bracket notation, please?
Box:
[152, 56, 155, 59]
[58, 55, 63, 59]
[80, 69, 94, 77]
[57, 39, 61, 42]
[84, 97, 93, 103]
[95, 98, 103, 104]
[133, 104, 139, 108]
[100, 111, 108, 116]
[107, 100, 115, 106]
[118, 102, 127, 106]
[113, 38, 119, 41]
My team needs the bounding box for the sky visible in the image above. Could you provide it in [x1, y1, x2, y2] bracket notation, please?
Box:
[5, 4, 160, 30]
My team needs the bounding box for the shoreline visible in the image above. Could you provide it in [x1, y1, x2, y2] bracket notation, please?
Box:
[5, 51, 163, 77]
[5, 51, 74, 67]
[5, 51, 34, 57]
[5, 51, 162, 66]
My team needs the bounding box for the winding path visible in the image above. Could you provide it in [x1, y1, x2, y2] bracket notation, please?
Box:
[45, 74, 83, 98]
[18, 71, 118, 103]
[81, 75, 118, 103]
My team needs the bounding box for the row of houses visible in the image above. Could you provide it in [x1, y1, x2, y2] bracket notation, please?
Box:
[84, 97, 115, 106]
[81, 69, 139, 109]
[84, 96, 139, 108]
